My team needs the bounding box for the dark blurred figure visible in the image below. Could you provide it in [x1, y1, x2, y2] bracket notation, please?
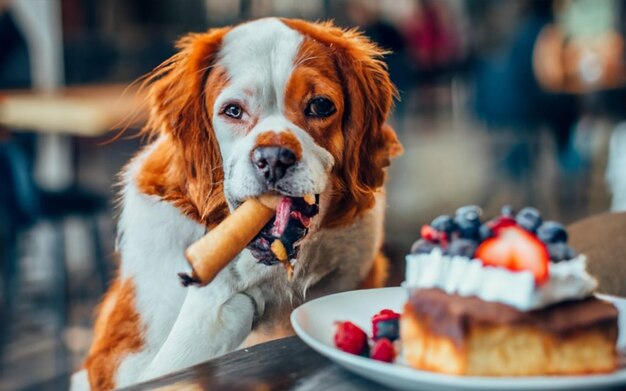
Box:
[0, 7, 30, 89]
[403, 0, 465, 80]
[345, 0, 411, 121]
[391, 0, 468, 122]
[473, 0, 578, 151]
[471, 0, 579, 208]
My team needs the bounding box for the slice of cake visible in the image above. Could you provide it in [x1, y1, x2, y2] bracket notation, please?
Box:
[401, 205, 620, 376]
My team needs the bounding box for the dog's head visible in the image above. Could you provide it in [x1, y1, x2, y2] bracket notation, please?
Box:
[143, 18, 402, 235]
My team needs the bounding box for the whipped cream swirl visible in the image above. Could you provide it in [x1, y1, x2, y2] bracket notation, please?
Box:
[405, 249, 597, 311]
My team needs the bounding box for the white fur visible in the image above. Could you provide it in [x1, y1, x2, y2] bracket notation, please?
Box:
[114, 140, 205, 386]
[73, 18, 387, 390]
[70, 370, 89, 391]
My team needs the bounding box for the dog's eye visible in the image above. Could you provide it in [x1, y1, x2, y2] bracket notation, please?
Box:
[223, 104, 243, 119]
[305, 97, 336, 118]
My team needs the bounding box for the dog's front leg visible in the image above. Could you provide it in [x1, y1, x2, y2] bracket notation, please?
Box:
[135, 274, 263, 383]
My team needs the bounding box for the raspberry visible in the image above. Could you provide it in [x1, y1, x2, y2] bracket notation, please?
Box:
[438, 231, 449, 248]
[378, 309, 398, 317]
[421, 225, 449, 247]
[372, 309, 400, 341]
[334, 321, 368, 355]
[370, 338, 396, 362]
[420, 225, 439, 242]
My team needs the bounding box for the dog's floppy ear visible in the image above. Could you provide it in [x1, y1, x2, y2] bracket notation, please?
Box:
[142, 27, 231, 223]
[146, 27, 231, 159]
[283, 20, 402, 225]
[333, 36, 403, 181]
[333, 33, 403, 223]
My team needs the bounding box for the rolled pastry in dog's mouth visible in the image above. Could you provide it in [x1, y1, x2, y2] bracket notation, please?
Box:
[246, 194, 319, 267]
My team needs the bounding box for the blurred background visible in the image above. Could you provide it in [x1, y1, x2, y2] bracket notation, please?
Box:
[0, 0, 625, 389]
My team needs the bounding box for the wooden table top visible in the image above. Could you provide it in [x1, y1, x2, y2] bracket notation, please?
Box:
[122, 336, 390, 391]
[0, 84, 147, 137]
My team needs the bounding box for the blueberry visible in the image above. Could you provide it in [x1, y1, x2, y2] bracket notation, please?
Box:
[455, 205, 483, 220]
[445, 239, 478, 258]
[454, 205, 482, 239]
[479, 224, 494, 241]
[501, 205, 516, 217]
[515, 207, 542, 233]
[566, 246, 578, 259]
[537, 221, 568, 244]
[410, 239, 437, 254]
[431, 215, 456, 234]
[548, 242, 577, 262]
[454, 216, 480, 240]
[373, 319, 400, 341]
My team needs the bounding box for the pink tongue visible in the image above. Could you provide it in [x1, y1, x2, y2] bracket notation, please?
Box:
[271, 197, 292, 237]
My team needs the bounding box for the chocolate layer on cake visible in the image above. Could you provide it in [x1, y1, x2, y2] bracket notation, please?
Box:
[406, 288, 619, 349]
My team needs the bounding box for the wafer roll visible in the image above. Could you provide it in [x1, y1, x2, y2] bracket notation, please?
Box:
[180, 195, 281, 286]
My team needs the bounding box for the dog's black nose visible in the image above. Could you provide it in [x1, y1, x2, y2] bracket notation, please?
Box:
[251, 146, 297, 183]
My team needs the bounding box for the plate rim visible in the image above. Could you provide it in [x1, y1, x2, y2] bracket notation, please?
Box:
[290, 286, 626, 390]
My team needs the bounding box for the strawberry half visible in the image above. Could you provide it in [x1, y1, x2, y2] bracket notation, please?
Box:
[486, 216, 516, 234]
[475, 226, 549, 284]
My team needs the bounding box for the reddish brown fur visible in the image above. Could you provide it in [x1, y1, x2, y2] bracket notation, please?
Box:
[283, 19, 403, 228]
[137, 28, 232, 226]
[360, 252, 390, 289]
[254, 131, 303, 160]
[283, 38, 345, 167]
[84, 279, 143, 391]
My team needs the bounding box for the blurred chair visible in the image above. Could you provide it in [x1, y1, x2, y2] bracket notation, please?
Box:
[0, 140, 109, 374]
[568, 211, 626, 297]
[472, 2, 579, 212]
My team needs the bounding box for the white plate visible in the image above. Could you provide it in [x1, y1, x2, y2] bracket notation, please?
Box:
[291, 287, 626, 391]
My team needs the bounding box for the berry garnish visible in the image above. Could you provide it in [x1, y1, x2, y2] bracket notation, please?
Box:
[454, 215, 481, 240]
[537, 221, 568, 244]
[479, 224, 494, 241]
[547, 242, 577, 262]
[445, 238, 478, 258]
[475, 226, 549, 284]
[454, 205, 482, 240]
[515, 207, 542, 233]
[486, 216, 517, 233]
[431, 215, 457, 234]
[372, 309, 400, 341]
[410, 239, 437, 254]
[334, 321, 368, 355]
[501, 205, 516, 217]
[420, 225, 439, 242]
[420, 225, 449, 247]
[456, 205, 483, 220]
[370, 338, 396, 362]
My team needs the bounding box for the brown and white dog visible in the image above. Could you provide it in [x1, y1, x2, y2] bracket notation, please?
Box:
[72, 18, 402, 391]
